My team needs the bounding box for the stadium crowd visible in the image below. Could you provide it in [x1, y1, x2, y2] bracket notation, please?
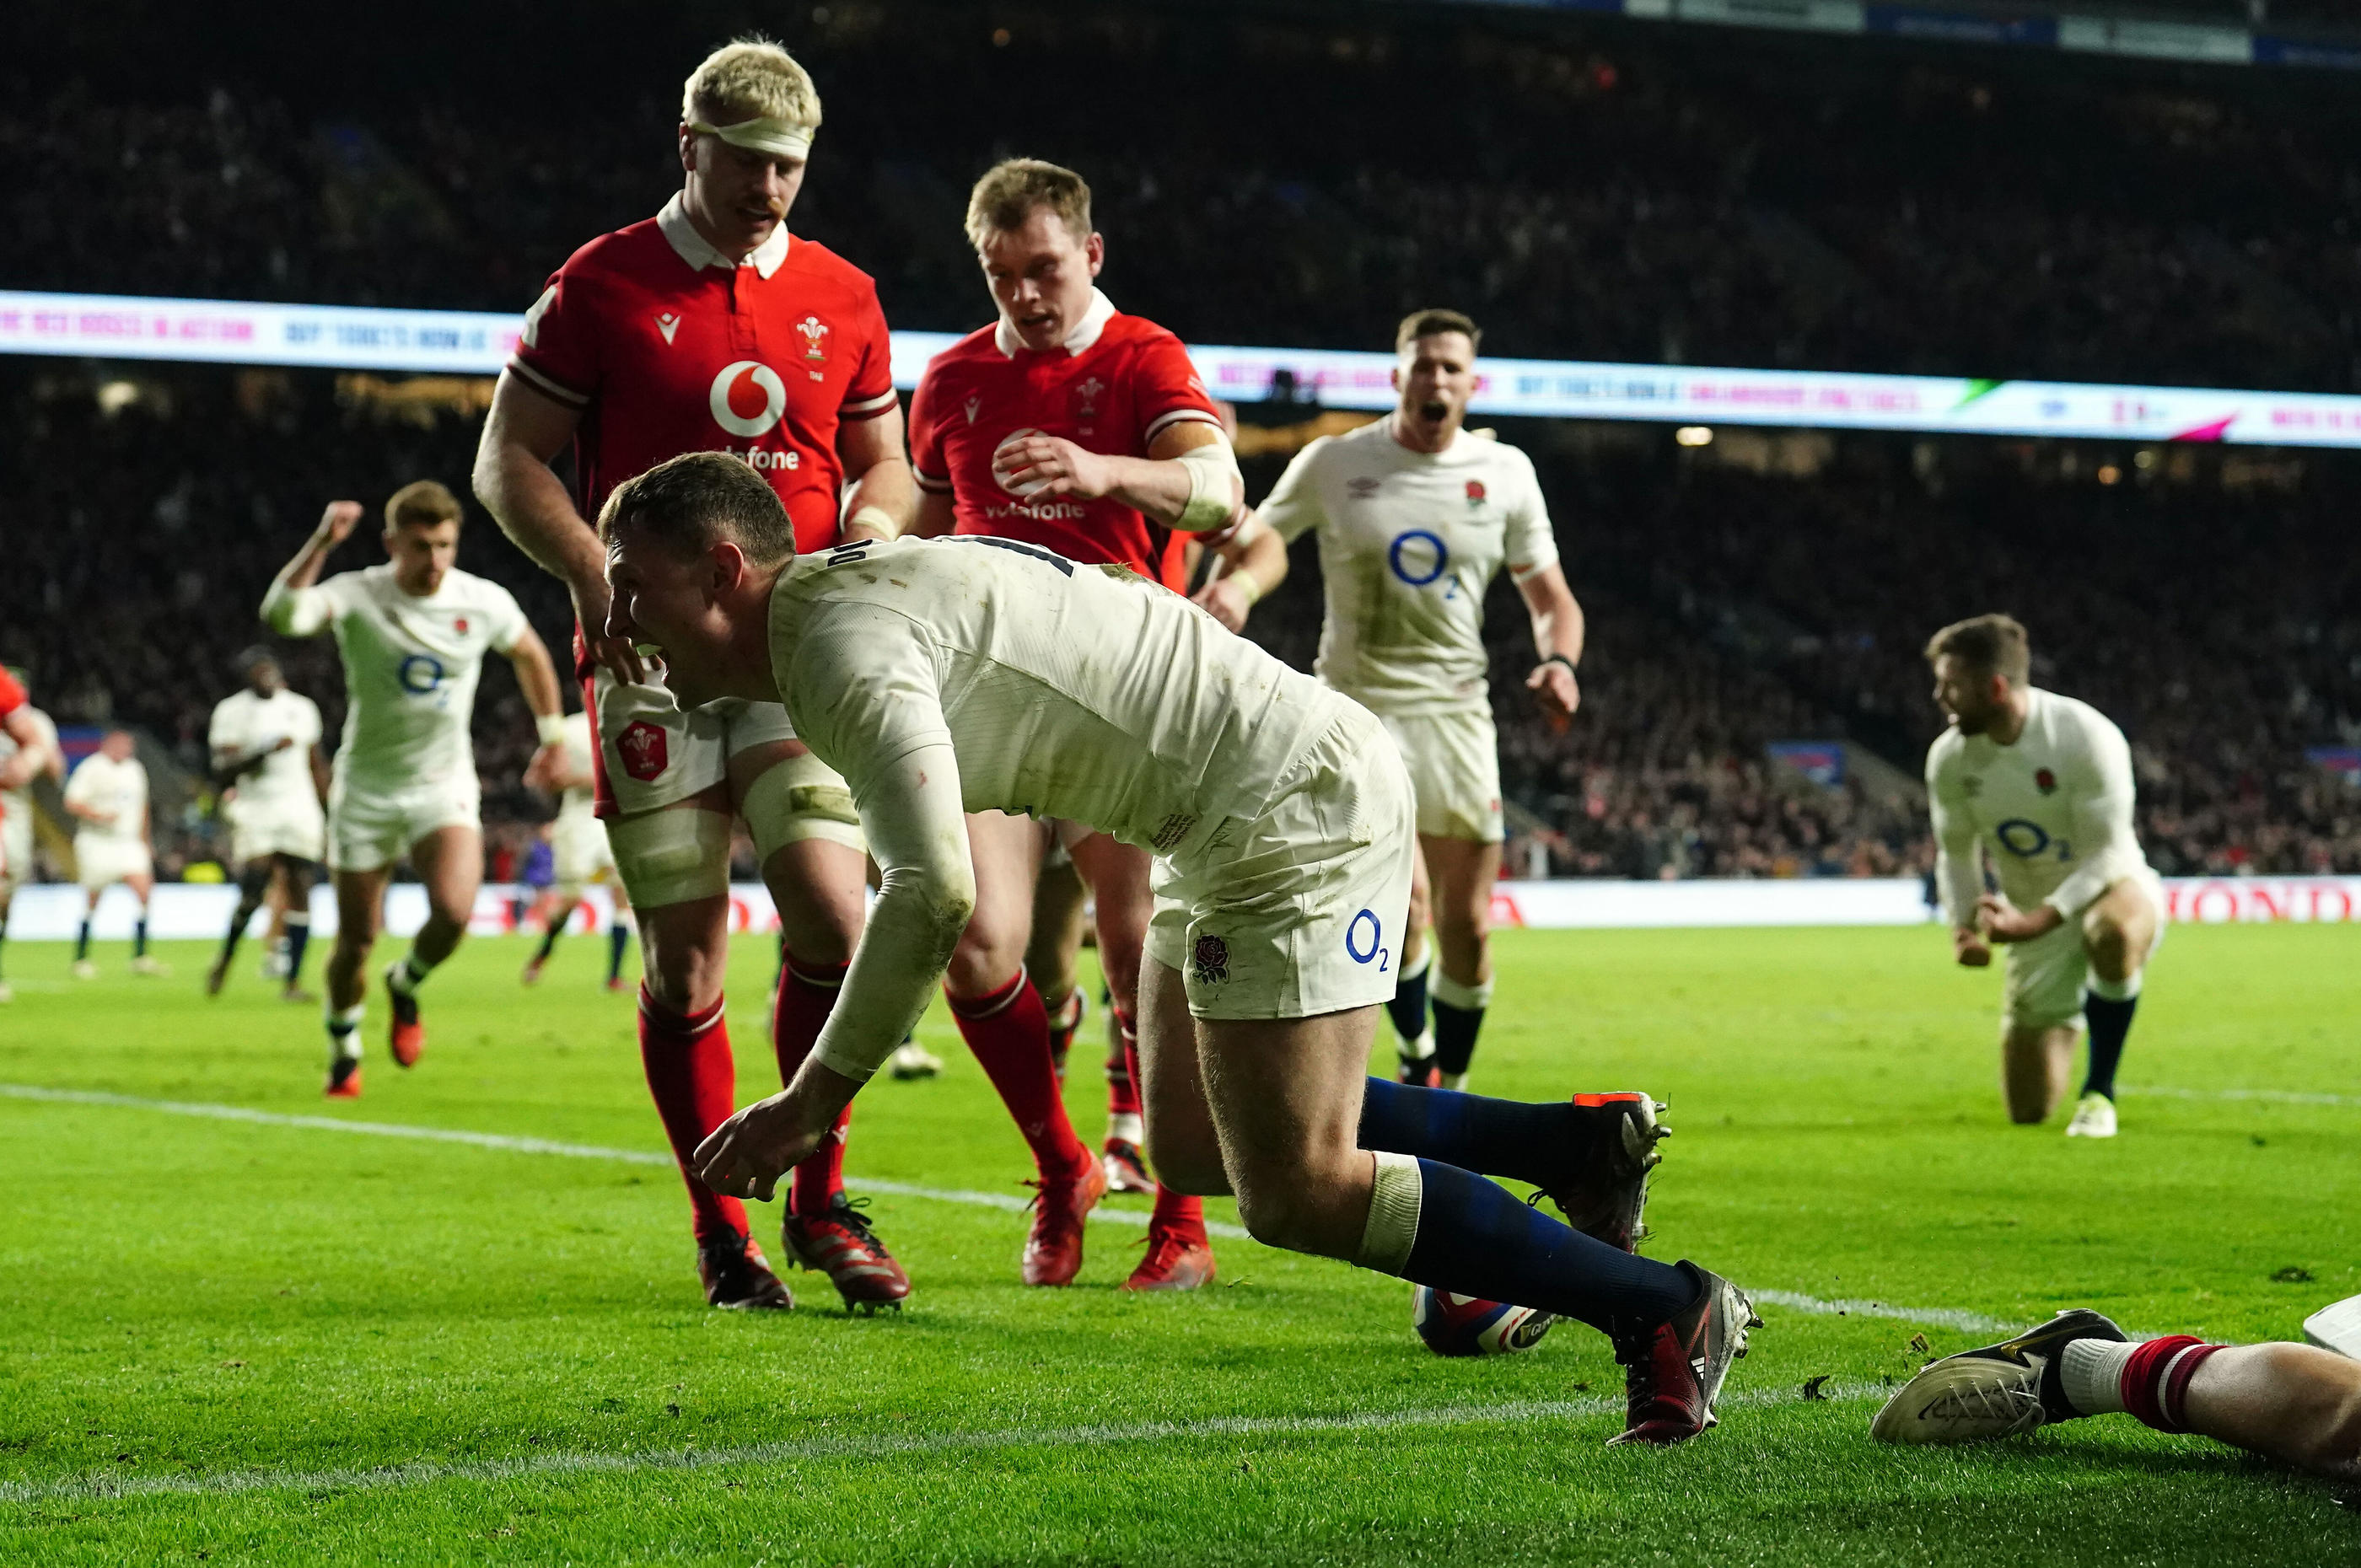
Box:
[6, 1, 2361, 391]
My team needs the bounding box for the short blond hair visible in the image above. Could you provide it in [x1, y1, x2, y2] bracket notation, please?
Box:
[385, 479, 463, 532]
[682, 37, 821, 136]
[1925, 613, 2030, 685]
[965, 158, 1091, 250]
[1397, 308, 1482, 354]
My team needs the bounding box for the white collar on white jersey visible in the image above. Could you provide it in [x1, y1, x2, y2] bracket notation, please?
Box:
[994, 287, 1117, 359]
[658, 192, 792, 279]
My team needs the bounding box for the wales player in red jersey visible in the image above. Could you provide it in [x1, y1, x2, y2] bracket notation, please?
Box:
[906, 159, 1286, 1291]
[473, 38, 913, 1312]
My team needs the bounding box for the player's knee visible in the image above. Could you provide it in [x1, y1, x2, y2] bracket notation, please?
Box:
[1146, 1139, 1229, 1198]
[1231, 1182, 1320, 1254]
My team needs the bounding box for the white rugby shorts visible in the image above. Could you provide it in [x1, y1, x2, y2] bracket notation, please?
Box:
[1374, 706, 1505, 844]
[328, 779, 480, 873]
[589, 669, 799, 816]
[1148, 707, 1417, 1021]
[74, 834, 153, 890]
[550, 813, 616, 888]
[227, 800, 326, 866]
[1, 803, 31, 888]
[2002, 870, 2165, 1032]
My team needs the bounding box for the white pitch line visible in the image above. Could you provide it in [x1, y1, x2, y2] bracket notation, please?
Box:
[0, 1082, 2121, 1337]
[0, 1382, 1882, 1507]
[2121, 1084, 2361, 1109]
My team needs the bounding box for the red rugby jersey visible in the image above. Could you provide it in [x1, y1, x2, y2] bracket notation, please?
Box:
[907, 291, 1221, 589]
[0, 665, 24, 719]
[508, 194, 898, 553]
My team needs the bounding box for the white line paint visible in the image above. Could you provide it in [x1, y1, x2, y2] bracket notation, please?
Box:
[0, 1381, 1881, 1506]
[2121, 1084, 2361, 1109]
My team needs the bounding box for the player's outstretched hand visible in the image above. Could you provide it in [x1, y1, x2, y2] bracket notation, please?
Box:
[1528, 660, 1580, 719]
[1976, 894, 2063, 944]
[522, 742, 567, 792]
[1952, 925, 1993, 967]
[991, 432, 1115, 501]
[694, 1093, 830, 1201]
[1191, 576, 1254, 631]
[315, 499, 364, 544]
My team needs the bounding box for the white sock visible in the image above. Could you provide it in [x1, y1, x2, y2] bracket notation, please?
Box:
[1401, 1028, 1436, 1063]
[2059, 1338, 2135, 1415]
[2088, 969, 2143, 1003]
[1107, 1112, 1144, 1145]
[1439, 1071, 1467, 1093]
[1355, 1151, 1423, 1274]
[325, 1001, 365, 1061]
[387, 953, 433, 996]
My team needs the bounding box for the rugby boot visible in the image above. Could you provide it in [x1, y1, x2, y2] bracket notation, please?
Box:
[324, 1056, 363, 1099]
[1122, 1222, 1216, 1292]
[1396, 1030, 1441, 1087]
[1606, 1264, 1757, 1446]
[1870, 1309, 2128, 1445]
[1536, 1092, 1669, 1253]
[1021, 1156, 1107, 1286]
[782, 1195, 912, 1313]
[697, 1226, 793, 1310]
[384, 963, 425, 1067]
[1102, 1136, 1154, 1195]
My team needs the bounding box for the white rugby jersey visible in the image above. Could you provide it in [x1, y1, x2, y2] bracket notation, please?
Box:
[1256, 420, 1559, 717]
[0, 705, 59, 822]
[1926, 687, 2151, 926]
[556, 709, 598, 826]
[207, 688, 323, 818]
[64, 751, 148, 845]
[766, 534, 1358, 1077]
[265, 565, 529, 795]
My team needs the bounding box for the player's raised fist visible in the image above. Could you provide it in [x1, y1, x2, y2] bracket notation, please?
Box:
[991, 432, 1114, 501]
[1527, 659, 1580, 718]
[315, 500, 364, 542]
[1953, 925, 1993, 967]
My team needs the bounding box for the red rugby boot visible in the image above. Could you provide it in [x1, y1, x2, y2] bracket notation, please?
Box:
[1607, 1265, 1758, 1446]
[697, 1227, 793, 1310]
[324, 1057, 363, 1098]
[383, 964, 425, 1068]
[1537, 1092, 1669, 1253]
[1021, 1157, 1106, 1286]
[1122, 1222, 1215, 1291]
[783, 1196, 912, 1313]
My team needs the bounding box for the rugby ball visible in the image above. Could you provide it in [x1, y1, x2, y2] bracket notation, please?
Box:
[1411, 1286, 1554, 1357]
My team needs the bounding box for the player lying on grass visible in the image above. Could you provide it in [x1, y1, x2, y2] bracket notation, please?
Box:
[263, 487, 566, 1096]
[600, 450, 1758, 1445]
[1873, 1308, 2361, 1479]
[1924, 614, 2162, 1139]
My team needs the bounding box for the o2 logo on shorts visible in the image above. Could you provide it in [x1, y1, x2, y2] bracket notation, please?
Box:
[616, 720, 670, 783]
[1387, 529, 1448, 588]
[1995, 818, 2073, 862]
[1346, 908, 1391, 972]
[1191, 934, 1229, 985]
[397, 653, 447, 695]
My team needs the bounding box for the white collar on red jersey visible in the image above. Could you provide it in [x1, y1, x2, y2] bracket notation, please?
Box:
[658, 192, 792, 279]
[994, 287, 1117, 358]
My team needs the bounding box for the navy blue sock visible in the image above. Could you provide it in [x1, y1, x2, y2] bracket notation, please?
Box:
[1385, 955, 1431, 1046]
[1432, 997, 1485, 1077]
[1358, 1077, 1585, 1189]
[134, 917, 148, 959]
[2082, 993, 2137, 1099]
[607, 921, 630, 983]
[283, 917, 312, 984]
[75, 919, 91, 962]
[1403, 1158, 1698, 1334]
[534, 923, 563, 964]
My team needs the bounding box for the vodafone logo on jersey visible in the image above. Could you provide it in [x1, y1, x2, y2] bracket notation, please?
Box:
[709, 360, 788, 438]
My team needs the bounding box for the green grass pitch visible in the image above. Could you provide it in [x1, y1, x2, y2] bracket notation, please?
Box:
[3, 921, 2357, 1564]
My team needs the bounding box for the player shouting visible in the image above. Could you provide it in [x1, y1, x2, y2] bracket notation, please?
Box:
[205, 648, 329, 1001]
[605, 453, 1757, 1446]
[262, 486, 565, 1097]
[904, 158, 1285, 1290]
[1924, 615, 2163, 1138]
[1256, 310, 1583, 1093]
[473, 38, 915, 1310]
[0, 668, 65, 1004]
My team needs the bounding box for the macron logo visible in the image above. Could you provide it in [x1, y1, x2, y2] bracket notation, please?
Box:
[655, 313, 681, 345]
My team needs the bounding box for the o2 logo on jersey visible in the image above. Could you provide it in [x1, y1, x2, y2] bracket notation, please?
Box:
[1994, 818, 2073, 862]
[709, 360, 788, 438]
[616, 721, 670, 783]
[1388, 529, 1449, 588]
[1346, 908, 1390, 971]
[396, 653, 447, 695]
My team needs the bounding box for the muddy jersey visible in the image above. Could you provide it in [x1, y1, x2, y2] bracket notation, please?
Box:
[1927, 687, 2151, 923]
[1257, 420, 1557, 717]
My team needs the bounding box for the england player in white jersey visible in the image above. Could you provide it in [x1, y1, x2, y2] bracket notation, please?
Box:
[519, 707, 634, 991]
[0, 672, 66, 1003]
[600, 452, 1758, 1447]
[204, 648, 330, 1001]
[263, 485, 565, 1097]
[1256, 309, 1584, 1092]
[63, 729, 164, 979]
[1924, 614, 2163, 1139]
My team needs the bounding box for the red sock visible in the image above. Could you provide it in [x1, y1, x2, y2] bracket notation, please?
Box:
[949, 968, 1089, 1176]
[2120, 1335, 2229, 1435]
[773, 955, 852, 1221]
[637, 987, 749, 1244]
[1105, 1008, 1142, 1120]
[1121, 1031, 1206, 1241]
